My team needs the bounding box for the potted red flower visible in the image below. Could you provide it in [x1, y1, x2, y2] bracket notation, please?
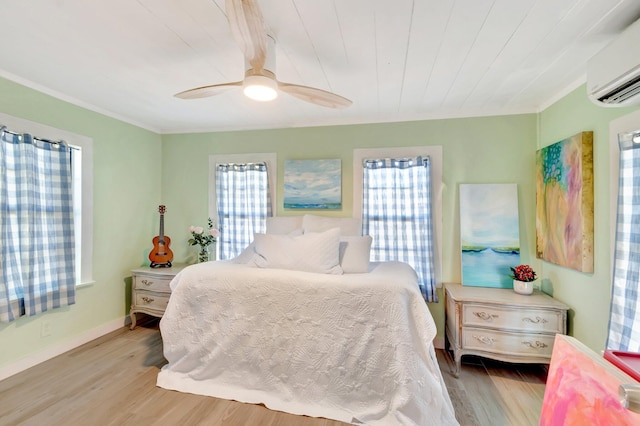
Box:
[510, 264, 537, 295]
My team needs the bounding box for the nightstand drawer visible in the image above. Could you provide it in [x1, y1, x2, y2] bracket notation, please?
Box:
[462, 327, 556, 358]
[134, 290, 170, 312]
[462, 303, 564, 334]
[133, 275, 172, 293]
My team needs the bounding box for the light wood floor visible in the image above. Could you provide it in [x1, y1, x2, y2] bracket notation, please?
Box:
[0, 321, 548, 425]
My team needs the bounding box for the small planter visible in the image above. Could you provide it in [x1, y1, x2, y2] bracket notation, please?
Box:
[513, 279, 534, 295]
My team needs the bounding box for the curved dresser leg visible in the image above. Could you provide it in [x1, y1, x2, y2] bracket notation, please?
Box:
[453, 352, 462, 378]
[130, 311, 137, 330]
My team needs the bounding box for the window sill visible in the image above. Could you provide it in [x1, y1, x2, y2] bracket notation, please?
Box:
[77, 280, 96, 289]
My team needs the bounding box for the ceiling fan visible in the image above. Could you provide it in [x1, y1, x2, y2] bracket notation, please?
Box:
[175, 0, 352, 109]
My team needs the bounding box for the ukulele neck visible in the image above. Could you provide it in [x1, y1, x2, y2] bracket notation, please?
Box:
[158, 213, 165, 245]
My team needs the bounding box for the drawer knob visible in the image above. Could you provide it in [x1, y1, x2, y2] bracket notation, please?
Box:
[522, 340, 548, 349]
[473, 335, 495, 345]
[141, 296, 155, 303]
[473, 311, 498, 321]
[522, 316, 548, 324]
[141, 279, 154, 286]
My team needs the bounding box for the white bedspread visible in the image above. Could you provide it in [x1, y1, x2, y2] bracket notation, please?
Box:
[157, 261, 457, 426]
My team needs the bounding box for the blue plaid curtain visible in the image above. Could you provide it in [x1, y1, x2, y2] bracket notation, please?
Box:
[0, 127, 76, 323]
[216, 162, 271, 260]
[607, 130, 640, 351]
[362, 156, 437, 302]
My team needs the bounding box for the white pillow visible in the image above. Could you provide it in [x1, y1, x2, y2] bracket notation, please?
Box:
[233, 242, 256, 264]
[251, 227, 343, 275]
[266, 216, 304, 234]
[339, 236, 373, 273]
[233, 228, 303, 264]
[302, 214, 361, 236]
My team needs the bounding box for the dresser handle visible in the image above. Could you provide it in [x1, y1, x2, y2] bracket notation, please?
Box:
[522, 316, 548, 324]
[473, 335, 495, 345]
[141, 296, 154, 303]
[522, 340, 548, 349]
[473, 311, 498, 321]
[141, 279, 153, 286]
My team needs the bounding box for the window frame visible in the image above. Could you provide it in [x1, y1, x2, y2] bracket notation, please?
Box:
[0, 112, 93, 287]
[353, 146, 443, 287]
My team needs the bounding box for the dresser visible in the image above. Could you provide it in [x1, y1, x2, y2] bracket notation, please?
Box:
[130, 264, 188, 330]
[444, 282, 569, 377]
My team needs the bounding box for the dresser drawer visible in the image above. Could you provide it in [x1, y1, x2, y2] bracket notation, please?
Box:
[134, 290, 170, 312]
[462, 303, 564, 334]
[462, 327, 556, 359]
[133, 275, 172, 293]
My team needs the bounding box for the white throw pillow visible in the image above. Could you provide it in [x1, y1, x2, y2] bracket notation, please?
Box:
[233, 228, 303, 264]
[302, 214, 361, 236]
[339, 236, 373, 273]
[266, 216, 304, 234]
[251, 227, 343, 274]
[232, 242, 256, 264]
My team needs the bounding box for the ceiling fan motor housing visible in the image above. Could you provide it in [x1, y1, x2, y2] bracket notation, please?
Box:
[243, 35, 278, 101]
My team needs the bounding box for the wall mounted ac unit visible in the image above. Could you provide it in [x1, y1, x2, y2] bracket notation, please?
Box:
[587, 18, 640, 106]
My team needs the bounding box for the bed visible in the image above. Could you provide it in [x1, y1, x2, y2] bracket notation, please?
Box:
[156, 216, 458, 426]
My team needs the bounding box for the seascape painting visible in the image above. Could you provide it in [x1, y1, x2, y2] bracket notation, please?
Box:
[460, 183, 520, 288]
[284, 159, 342, 209]
[536, 131, 594, 273]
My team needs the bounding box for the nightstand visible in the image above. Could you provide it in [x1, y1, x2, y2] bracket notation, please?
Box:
[129, 264, 188, 330]
[444, 282, 569, 377]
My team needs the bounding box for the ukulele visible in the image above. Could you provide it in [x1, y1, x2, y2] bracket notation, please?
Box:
[149, 205, 174, 268]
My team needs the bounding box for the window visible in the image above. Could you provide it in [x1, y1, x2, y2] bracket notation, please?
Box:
[354, 146, 442, 302]
[607, 128, 640, 351]
[0, 114, 93, 324]
[0, 114, 93, 286]
[0, 129, 86, 322]
[209, 153, 276, 260]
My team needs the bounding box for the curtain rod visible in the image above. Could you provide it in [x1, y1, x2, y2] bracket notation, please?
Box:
[0, 125, 68, 147]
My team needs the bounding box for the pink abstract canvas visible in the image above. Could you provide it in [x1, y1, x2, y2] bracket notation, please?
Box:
[540, 335, 640, 425]
[536, 131, 594, 272]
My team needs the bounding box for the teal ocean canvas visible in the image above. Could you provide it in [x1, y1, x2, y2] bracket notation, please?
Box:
[284, 159, 341, 209]
[460, 184, 521, 288]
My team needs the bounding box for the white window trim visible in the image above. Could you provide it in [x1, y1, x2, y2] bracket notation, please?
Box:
[0, 112, 94, 286]
[609, 109, 640, 273]
[208, 152, 277, 225]
[353, 146, 443, 287]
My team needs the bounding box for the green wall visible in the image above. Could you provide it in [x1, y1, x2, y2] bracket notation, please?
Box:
[538, 85, 638, 351]
[0, 77, 162, 371]
[161, 114, 539, 340]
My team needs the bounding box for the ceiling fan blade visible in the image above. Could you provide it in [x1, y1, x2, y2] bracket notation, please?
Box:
[174, 81, 242, 99]
[226, 0, 267, 71]
[278, 82, 352, 109]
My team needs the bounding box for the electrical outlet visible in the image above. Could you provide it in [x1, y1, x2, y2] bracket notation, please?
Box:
[41, 319, 52, 337]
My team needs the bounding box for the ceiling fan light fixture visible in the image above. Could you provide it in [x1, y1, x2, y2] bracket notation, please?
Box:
[243, 75, 278, 101]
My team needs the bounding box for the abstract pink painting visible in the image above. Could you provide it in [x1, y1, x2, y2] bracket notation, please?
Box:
[540, 335, 640, 425]
[536, 131, 594, 272]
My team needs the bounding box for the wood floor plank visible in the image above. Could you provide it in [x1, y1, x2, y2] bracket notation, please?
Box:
[0, 325, 548, 426]
[481, 359, 547, 425]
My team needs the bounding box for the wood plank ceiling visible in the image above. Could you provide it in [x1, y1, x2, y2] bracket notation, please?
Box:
[0, 0, 639, 134]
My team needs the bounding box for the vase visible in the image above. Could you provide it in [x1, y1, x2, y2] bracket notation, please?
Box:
[197, 246, 212, 263]
[513, 279, 534, 295]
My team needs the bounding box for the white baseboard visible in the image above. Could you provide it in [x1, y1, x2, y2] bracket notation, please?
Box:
[434, 336, 445, 350]
[0, 316, 130, 382]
